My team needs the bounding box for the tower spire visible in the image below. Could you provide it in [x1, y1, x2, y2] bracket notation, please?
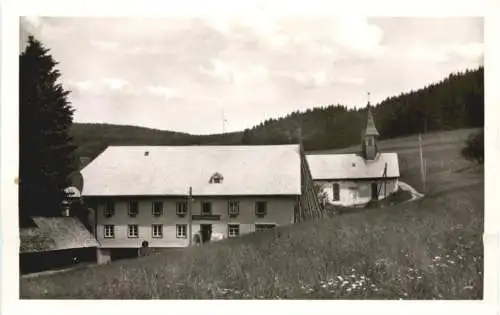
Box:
[361, 92, 379, 160]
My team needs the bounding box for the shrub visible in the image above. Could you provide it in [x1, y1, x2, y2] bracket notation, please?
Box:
[461, 129, 483, 164]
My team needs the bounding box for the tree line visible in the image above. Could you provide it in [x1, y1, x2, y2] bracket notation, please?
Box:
[71, 65, 483, 160]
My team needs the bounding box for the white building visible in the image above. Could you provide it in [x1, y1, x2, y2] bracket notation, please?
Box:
[81, 144, 308, 263]
[307, 107, 400, 207]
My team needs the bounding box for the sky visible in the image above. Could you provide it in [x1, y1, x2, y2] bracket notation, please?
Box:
[19, 16, 483, 135]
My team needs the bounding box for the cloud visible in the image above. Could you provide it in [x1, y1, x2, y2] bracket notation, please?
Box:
[103, 78, 129, 90]
[89, 40, 120, 51]
[22, 16, 483, 134]
[199, 59, 234, 82]
[145, 85, 180, 99]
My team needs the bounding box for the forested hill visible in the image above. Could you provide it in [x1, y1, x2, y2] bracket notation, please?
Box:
[71, 67, 483, 163]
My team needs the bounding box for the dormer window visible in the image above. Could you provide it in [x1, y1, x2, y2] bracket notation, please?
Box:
[209, 172, 224, 184]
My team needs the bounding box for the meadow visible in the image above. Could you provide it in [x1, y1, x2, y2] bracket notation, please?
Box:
[20, 128, 484, 299]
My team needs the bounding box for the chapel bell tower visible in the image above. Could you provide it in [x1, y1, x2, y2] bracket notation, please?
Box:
[361, 93, 380, 160]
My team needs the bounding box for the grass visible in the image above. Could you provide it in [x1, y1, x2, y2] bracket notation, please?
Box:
[20, 128, 484, 299]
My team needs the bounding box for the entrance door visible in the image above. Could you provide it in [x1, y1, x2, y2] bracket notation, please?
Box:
[200, 224, 212, 243]
[371, 183, 378, 200]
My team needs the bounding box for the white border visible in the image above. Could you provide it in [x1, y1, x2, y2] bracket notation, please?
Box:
[1, 0, 498, 314]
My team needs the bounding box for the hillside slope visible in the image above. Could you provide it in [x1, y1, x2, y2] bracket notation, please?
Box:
[21, 129, 484, 299]
[71, 67, 483, 162]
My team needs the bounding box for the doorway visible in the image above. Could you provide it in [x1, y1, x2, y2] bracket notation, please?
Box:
[200, 224, 212, 243]
[371, 183, 378, 200]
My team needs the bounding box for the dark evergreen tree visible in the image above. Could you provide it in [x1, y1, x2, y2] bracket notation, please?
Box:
[19, 36, 77, 223]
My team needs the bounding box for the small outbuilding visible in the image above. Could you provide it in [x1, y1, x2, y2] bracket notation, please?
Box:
[19, 216, 100, 274]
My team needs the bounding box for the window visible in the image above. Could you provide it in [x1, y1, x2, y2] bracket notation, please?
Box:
[104, 225, 114, 238]
[228, 224, 240, 238]
[176, 224, 187, 239]
[176, 202, 187, 217]
[152, 201, 163, 217]
[333, 183, 340, 201]
[228, 200, 239, 217]
[202, 201, 212, 215]
[152, 224, 163, 238]
[128, 224, 139, 238]
[104, 200, 115, 218]
[209, 172, 224, 184]
[128, 201, 139, 217]
[255, 224, 276, 232]
[367, 138, 374, 146]
[255, 201, 267, 217]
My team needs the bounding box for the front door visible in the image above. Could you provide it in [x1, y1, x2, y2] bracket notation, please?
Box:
[200, 224, 212, 243]
[371, 183, 378, 200]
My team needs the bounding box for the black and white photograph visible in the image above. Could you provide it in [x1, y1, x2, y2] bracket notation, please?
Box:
[1, 0, 498, 311]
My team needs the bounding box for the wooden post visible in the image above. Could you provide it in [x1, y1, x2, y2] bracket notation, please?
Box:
[188, 186, 193, 246]
[418, 133, 426, 193]
[383, 163, 387, 197]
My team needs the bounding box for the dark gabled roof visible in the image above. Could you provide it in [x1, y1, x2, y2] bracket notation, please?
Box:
[20, 217, 99, 253]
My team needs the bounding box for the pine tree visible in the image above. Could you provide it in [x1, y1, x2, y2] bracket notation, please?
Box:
[19, 35, 77, 223]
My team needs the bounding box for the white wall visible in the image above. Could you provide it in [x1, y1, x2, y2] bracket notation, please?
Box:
[94, 196, 297, 248]
[315, 179, 399, 207]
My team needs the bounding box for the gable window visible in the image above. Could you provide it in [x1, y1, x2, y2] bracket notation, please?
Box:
[152, 224, 163, 238]
[255, 224, 276, 232]
[104, 225, 114, 238]
[255, 201, 267, 217]
[228, 200, 239, 217]
[176, 224, 187, 239]
[333, 183, 340, 201]
[128, 201, 139, 217]
[228, 224, 240, 238]
[202, 201, 212, 215]
[104, 200, 115, 218]
[128, 224, 139, 238]
[209, 172, 224, 184]
[152, 201, 163, 217]
[176, 202, 187, 217]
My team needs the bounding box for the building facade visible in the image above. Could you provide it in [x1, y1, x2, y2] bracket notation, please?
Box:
[81, 145, 303, 263]
[90, 196, 297, 249]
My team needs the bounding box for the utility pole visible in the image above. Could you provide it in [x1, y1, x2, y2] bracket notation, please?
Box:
[383, 162, 387, 197]
[418, 133, 426, 193]
[187, 186, 193, 246]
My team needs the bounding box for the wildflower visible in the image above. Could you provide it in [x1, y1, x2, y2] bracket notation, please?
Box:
[433, 256, 441, 261]
[337, 275, 344, 281]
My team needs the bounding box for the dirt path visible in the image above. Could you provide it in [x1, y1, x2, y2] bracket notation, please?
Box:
[398, 181, 424, 202]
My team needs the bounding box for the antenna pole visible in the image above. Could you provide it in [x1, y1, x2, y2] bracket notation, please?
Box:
[221, 109, 228, 134]
[418, 133, 426, 193]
